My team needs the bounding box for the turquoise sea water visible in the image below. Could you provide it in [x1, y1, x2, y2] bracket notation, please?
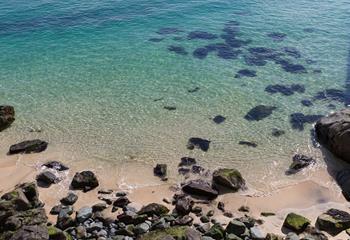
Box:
[0, 0, 349, 190]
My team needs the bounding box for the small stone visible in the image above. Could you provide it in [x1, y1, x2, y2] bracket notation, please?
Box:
[113, 196, 131, 208]
[200, 216, 210, 223]
[225, 220, 247, 236]
[36, 171, 59, 186]
[60, 192, 78, 205]
[217, 202, 225, 211]
[261, 212, 275, 217]
[238, 205, 249, 212]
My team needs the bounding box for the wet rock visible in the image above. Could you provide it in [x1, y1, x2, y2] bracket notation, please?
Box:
[234, 69, 257, 78]
[157, 27, 182, 35]
[179, 157, 196, 167]
[205, 223, 225, 240]
[36, 171, 59, 186]
[116, 191, 128, 197]
[212, 115, 226, 124]
[0, 105, 15, 131]
[76, 206, 93, 223]
[217, 202, 225, 211]
[167, 45, 188, 55]
[178, 167, 190, 175]
[244, 105, 277, 121]
[8, 139, 48, 155]
[301, 99, 313, 107]
[250, 226, 266, 239]
[113, 197, 131, 208]
[316, 208, 350, 235]
[286, 154, 315, 174]
[42, 161, 69, 171]
[188, 31, 218, 40]
[212, 168, 246, 192]
[267, 32, 287, 42]
[70, 171, 99, 192]
[315, 109, 350, 163]
[261, 212, 275, 217]
[191, 165, 204, 174]
[226, 220, 247, 237]
[182, 179, 218, 199]
[283, 212, 310, 234]
[148, 37, 164, 42]
[200, 216, 210, 223]
[290, 113, 323, 131]
[272, 128, 285, 137]
[187, 137, 211, 152]
[335, 169, 350, 201]
[175, 197, 193, 215]
[164, 106, 177, 111]
[238, 141, 257, 148]
[60, 192, 78, 206]
[174, 215, 193, 226]
[154, 164, 167, 178]
[138, 203, 169, 216]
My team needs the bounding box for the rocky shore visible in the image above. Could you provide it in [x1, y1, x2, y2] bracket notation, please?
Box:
[1, 106, 350, 240]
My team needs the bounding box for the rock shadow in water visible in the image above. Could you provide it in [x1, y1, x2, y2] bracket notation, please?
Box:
[244, 105, 277, 121]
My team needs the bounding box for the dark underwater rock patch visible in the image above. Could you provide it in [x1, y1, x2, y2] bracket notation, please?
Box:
[244, 105, 277, 121]
[265, 84, 305, 96]
[290, 113, 323, 131]
[303, 28, 316, 33]
[193, 47, 210, 59]
[188, 31, 218, 40]
[272, 128, 285, 137]
[286, 154, 315, 174]
[164, 106, 176, 111]
[267, 32, 287, 42]
[173, 36, 183, 41]
[313, 88, 347, 103]
[157, 27, 182, 35]
[222, 34, 250, 48]
[238, 141, 257, 148]
[167, 45, 188, 55]
[282, 63, 307, 74]
[235, 69, 257, 78]
[243, 54, 267, 66]
[148, 37, 164, 42]
[213, 115, 226, 124]
[282, 47, 301, 58]
[301, 99, 313, 107]
[187, 137, 211, 152]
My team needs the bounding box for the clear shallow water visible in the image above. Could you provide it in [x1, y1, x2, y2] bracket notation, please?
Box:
[0, 0, 349, 191]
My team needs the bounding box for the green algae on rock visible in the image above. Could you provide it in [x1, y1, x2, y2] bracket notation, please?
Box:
[212, 168, 246, 191]
[282, 212, 310, 233]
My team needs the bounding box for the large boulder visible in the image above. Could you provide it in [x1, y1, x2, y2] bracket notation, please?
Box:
[282, 212, 310, 234]
[212, 168, 246, 192]
[8, 140, 48, 155]
[182, 179, 218, 200]
[70, 171, 99, 192]
[315, 109, 350, 163]
[316, 208, 350, 235]
[0, 105, 15, 131]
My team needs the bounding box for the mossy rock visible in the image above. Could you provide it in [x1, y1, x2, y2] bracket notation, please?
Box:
[48, 226, 73, 240]
[139, 226, 188, 240]
[283, 212, 310, 233]
[265, 233, 284, 240]
[138, 203, 170, 216]
[204, 223, 225, 240]
[212, 168, 246, 191]
[316, 208, 350, 236]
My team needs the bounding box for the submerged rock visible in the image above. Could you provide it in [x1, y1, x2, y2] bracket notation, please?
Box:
[0, 105, 15, 131]
[315, 109, 350, 162]
[271, 128, 285, 137]
[164, 106, 177, 111]
[8, 139, 48, 155]
[234, 69, 257, 78]
[70, 171, 99, 192]
[316, 208, 350, 235]
[267, 32, 287, 42]
[188, 31, 218, 40]
[286, 154, 316, 174]
[157, 27, 182, 35]
[313, 88, 347, 104]
[212, 168, 246, 192]
[187, 137, 211, 152]
[167, 45, 188, 55]
[238, 141, 257, 148]
[213, 115, 226, 124]
[290, 113, 323, 131]
[283, 212, 310, 233]
[301, 99, 313, 107]
[244, 105, 277, 121]
[179, 157, 196, 167]
[265, 84, 305, 96]
[182, 179, 218, 199]
[188, 87, 200, 93]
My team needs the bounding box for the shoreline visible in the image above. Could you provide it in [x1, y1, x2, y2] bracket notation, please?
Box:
[0, 147, 348, 238]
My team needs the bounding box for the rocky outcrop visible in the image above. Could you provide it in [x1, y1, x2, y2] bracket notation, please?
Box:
[0, 182, 51, 240]
[0, 105, 15, 131]
[182, 179, 218, 200]
[315, 109, 350, 163]
[8, 140, 48, 155]
[70, 171, 99, 192]
[316, 208, 350, 235]
[212, 168, 246, 192]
